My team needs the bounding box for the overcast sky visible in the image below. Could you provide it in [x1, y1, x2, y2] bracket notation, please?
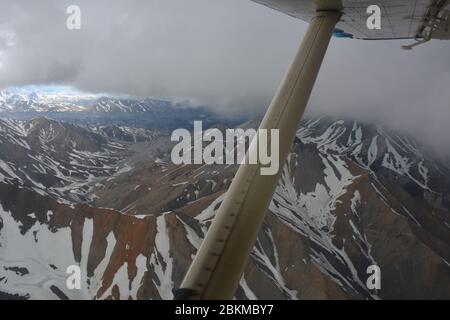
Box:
[0, 0, 449, 155]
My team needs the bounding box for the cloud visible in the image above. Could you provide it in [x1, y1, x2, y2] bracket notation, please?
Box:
[0, 0, 302, 115]
[0, 0, 449, 155]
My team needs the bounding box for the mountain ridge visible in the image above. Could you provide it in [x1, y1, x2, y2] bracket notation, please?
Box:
[0, 115, 449, 300]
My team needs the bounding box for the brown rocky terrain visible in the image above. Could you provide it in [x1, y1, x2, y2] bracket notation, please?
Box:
[0, 117, 449, 299]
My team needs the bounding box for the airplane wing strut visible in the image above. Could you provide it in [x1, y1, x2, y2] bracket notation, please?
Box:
[176, 10, 341, 300]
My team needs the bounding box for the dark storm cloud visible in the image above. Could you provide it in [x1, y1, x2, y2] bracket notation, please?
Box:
[0, 0, 301, 115]
[0, 0, 449, 154]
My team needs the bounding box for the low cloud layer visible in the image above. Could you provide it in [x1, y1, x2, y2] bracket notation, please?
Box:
[0, 0, 449, 155]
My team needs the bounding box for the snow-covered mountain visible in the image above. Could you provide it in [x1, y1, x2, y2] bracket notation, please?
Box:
[0, 118, 131, 204]
[0, 116, 449, 300]
[0, 117, 173, 205]
[0, 87, 207, 116]
[0, 88, 168, 113]
[0, 87, 234, 132]
[0, 88, 96, 113]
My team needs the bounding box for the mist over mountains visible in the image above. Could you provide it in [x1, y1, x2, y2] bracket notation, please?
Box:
[1, 1, 449, 160]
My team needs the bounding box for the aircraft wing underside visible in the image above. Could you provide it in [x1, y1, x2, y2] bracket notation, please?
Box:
[252, 0, 450, 40]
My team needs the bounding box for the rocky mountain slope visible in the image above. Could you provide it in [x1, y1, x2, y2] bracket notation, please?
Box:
[0, 116, 449, 300]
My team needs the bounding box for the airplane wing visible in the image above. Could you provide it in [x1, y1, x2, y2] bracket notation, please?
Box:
[252, 0, 450, 40]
